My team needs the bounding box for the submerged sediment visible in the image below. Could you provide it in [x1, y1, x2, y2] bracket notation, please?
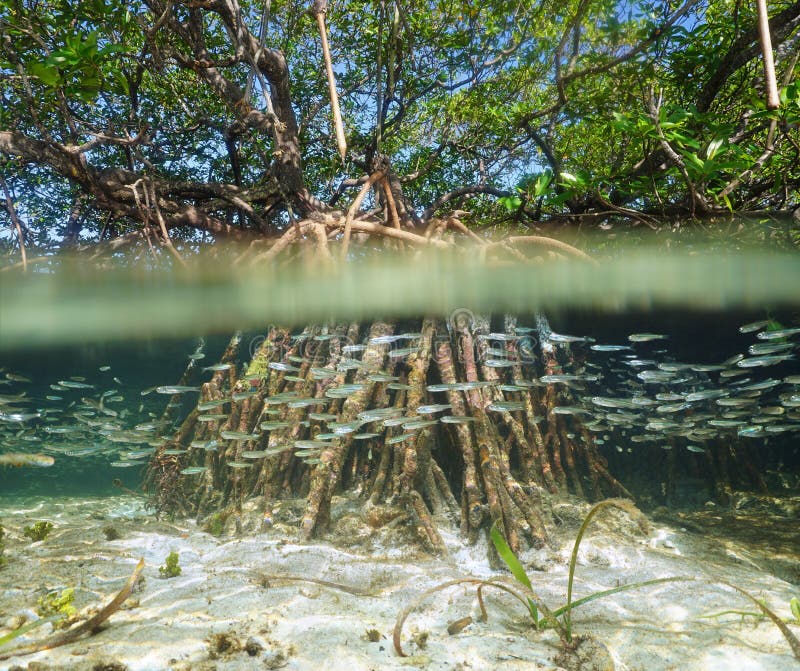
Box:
[0, 494, 797, 671]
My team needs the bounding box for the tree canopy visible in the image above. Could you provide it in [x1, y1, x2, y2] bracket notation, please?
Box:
[1, 0, 798, 257]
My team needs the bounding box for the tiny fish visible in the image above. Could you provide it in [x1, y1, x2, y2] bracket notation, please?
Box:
[59, 380, 94, 389]
[388, 347, 421, 358]
[370, 335, 404, 344]
[295, 440, 331, 449]
[552, 406, 592, 416]
[628, 333, 668, 342]
[197, 413, 228, 422]
[756, 327, 800, 340]
[440, 415, 477, 424]
[330, 421, 364, 435]
[402, 419, 439, 430]
[487, 401, 525, 412]
[203, 363, 234, 372]
[198, 398, 230, 411]
[0, 412, 41, 422]
[156, 386, 200, 394]
[259, 421, 292, 431]
[309, 412, 338, 422]
[739, 319, 770, 333]
[0, 452, 54, 467]
[749, 342, 793, 355]
[416, 404, 452, 414]
[5, 373, 32, 383]
[548, 332, 594, 343]
[99, 365, 112, 372]
[590, 344, 632, 352]
[180, 466, 208, 475]
[386, 433, 416, 444]
[288, 398, 329, 408]
[737, 354, 794, 368]
[220, 430, 259, 440]
[368, 373, 400, 382]
[484, 359, 517, 368]
[686, 389, 728, 402]
[478, 333, 520, 342]
[269, 362, 300, 372]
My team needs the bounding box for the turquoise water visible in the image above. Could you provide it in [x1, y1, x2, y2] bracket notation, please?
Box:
[1, 241, 799, 670]
[1, 309, 798, 503]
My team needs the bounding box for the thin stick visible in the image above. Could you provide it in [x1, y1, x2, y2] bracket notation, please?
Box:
[0, 174, 27, 271]
[253, 572, 377, 597]
[756, 0, 780, 110]
[149, 181, 188, 268]
[311, 1, 347, 161]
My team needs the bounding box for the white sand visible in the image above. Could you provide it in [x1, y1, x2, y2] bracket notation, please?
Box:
[0, 495, 797, 671]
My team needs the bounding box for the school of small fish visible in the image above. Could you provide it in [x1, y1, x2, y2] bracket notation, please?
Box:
[0, 319, 798, 473]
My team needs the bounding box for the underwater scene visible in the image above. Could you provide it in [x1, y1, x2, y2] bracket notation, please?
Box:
[4, 0, 800, 666]
[1, 275, 799, 671]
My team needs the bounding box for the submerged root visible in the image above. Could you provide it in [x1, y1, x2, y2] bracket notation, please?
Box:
[146, 307, 637, 551]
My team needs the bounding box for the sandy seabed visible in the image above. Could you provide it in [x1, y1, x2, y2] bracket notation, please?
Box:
[0, 494, 797, 671]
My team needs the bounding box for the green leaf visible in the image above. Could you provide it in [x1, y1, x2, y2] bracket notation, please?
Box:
[706, 138, 724, 160]
[721, 193, 733, 213]
[498, 195, 522, 213]
[790, 597, 800, 622]
[26, 62, 60, 87]
[0, 615, 64, 648]
[684, 153, 705, 171]
[490, 523, 531, 590]
[533, 171, 552, 197]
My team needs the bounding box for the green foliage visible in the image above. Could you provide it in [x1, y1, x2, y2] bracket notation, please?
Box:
[491, 500, 677, 641]
[159, 551, 182, 578]
[1, 0, 798, 250]
[23, 521, 53, 542]
[489, 503, 800, 660]
[36, 588, 77, 628]
[489, 523, 539, 623]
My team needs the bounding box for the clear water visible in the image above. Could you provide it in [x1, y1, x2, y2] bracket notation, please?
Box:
[1, 232, 799, 669]
[1, 309, 798, 501]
